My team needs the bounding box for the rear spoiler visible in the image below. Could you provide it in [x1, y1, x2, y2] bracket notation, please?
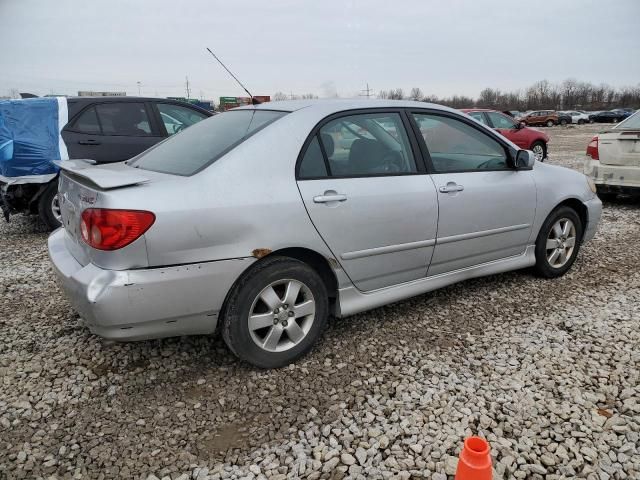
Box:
[54, 160, 150, 189]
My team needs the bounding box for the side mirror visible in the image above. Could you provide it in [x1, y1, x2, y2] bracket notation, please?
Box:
[515, 149, 535, 169]
[517, 122, 526, 129]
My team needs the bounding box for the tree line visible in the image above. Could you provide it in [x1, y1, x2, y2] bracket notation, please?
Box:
[377, 79, 640, 111]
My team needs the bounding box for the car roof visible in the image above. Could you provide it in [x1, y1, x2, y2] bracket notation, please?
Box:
[460, 108, 494, 112]
[236, 98, 458, 115]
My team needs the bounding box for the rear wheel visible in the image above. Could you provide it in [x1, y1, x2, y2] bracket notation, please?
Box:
[531, 141, 546, 162]
[38, 182, 62, 230]
[221, 256, 328, 368]
[546, 120, 555, 127]
[534, 206, 583, 278]
[612, 118, 619, 123]
[560, 118, 568, 126]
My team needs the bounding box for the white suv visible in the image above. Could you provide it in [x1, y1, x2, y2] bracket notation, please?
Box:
[584, 111, 640, 199]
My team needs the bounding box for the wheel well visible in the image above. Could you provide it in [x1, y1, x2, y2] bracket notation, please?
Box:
[556, 198, 588, 241]
[270, 247, 339, 300]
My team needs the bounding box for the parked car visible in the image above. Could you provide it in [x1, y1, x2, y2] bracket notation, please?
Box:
[462, 108, 550, 161]
[521, 110, 559, 127]
[49, 99, 602, 368]
[584, 110, 640, 199]
[589, 110, 631, 123]
[0, 97, 211, 229]
[562, 110, 591, 124]
[557, 112, 572, 126]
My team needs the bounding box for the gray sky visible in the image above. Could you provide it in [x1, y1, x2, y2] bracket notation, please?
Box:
[1, 0, 638, 100]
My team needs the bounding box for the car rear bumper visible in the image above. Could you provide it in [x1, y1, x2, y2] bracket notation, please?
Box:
[48, 228, 254, 341]
[584, 157, 640, 190]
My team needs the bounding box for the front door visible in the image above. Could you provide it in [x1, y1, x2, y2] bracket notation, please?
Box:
[296, 111, 438, 291]
[410, 112, 536, 276]
[63, 102, 162, 163]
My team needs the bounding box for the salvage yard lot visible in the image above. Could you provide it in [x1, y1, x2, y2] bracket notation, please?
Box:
[1, 124, 638, 479]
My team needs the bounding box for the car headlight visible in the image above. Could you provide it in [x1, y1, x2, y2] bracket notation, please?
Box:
[586, 175, 597, 194]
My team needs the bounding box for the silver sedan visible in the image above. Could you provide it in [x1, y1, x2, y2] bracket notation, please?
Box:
[48, 100, 602, 368]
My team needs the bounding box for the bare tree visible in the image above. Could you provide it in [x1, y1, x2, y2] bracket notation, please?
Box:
[409, 87, 423, 101]
[300, 93, 318, 99]
[272, 92, 288, 101]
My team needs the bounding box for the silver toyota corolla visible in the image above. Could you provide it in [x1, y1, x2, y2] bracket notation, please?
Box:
[48, 100, 602, 368]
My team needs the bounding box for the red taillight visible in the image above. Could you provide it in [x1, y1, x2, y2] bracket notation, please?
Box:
[586, 135, 599, 160]
[80, 209, 155, 251]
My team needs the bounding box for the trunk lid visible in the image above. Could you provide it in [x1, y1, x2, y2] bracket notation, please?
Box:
[598, 130, 640, 166]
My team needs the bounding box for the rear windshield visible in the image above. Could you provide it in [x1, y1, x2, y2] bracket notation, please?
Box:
[130, 109, 287, 175]
[615, 111, 640, 130]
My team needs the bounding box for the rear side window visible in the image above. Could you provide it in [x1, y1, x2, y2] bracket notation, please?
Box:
[298, 136, 328, 178]
[130, 110, 287, 176]
[96, 103, 152, 136]
[72, 107, 100, 134]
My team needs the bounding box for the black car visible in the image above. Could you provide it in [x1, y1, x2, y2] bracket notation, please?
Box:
[589, 110, 632, 123]
[1, 97, 211, 229]
[557, 112, 572, 126]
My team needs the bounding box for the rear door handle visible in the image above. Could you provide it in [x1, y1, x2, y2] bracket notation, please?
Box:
[439, 183, 464, 193]
[313, 193, 347, 203]
[78, 139, 101, 145]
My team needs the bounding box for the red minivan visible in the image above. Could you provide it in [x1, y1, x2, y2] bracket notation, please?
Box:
[461, 109, 550, 162]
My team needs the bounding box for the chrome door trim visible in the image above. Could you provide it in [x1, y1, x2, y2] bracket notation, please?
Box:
[341, 238, 437, 261]
[336, 245, 536, 317]
[436, 223, 531, 245]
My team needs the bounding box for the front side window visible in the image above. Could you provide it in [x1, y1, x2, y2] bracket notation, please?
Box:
[412, 113, 509, 172]
[314, 113, 417, 177]
[157, 103, 208, 135]
[487, 111, 516, 129]
[131, 110, 287, 176]
[468, 112, 488, 125]
[95, 103, 152, 136]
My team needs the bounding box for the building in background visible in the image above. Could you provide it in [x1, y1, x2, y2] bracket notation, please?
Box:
[77, 91, 126, 97]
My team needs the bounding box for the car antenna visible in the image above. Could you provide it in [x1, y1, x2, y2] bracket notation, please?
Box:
[205, 47, 261, 105]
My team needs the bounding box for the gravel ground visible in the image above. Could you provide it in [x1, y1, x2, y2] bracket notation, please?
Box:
[1, 124, 639, 480]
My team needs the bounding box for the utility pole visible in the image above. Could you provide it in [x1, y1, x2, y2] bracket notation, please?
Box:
[185, 76, 191, 99]
[359, 82, 373, 98]
[137, 81, 142, 96]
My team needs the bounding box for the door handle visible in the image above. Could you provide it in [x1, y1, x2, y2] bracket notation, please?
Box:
[439, 183, 464, 193]
[78, 139, 101, 145]
[313, 193, 347, 203]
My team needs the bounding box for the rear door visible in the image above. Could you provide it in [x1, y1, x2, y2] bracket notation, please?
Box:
[296, 110, 438, 292]
[62, 102, 163, 163]
[410, 111, 536, 276]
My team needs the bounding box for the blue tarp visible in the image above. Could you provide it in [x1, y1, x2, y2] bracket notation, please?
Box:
[0, 98, 67, 182]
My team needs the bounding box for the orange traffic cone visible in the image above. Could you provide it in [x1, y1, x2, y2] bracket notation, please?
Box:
[455, 436, 492, 480]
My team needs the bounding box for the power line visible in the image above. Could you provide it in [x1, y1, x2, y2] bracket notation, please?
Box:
[359, 82, 374, 98]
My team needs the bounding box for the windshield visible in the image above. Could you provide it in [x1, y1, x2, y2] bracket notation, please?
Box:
[130, 109, 287, 175]
[615, 111, 640, 130]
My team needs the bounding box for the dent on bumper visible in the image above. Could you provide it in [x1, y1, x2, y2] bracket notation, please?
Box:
[48, 228, 255, 341]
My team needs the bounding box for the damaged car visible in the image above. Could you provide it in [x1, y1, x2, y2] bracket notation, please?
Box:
[49, 100, 602, 368]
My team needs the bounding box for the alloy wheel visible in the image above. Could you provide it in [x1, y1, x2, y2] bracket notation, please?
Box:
[532, 144, 545, 162]
[248, 279, 316, 352]
[546, 218, 577, 268]
[51, 194, 62, 223]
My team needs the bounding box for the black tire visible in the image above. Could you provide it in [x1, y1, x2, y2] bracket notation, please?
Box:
[560, 119, 568, 126]
[546, 120, 555, 127]
[611, 118, 619, 123]
[578, 119, 585, 125]
[38, 181, 62, 230]
[533, 206, 583, 278]
[221, 256, 328, 368]
[530, 140, 547, 162]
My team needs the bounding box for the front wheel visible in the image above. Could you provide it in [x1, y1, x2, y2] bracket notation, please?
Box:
[578, 119, 585, 125]
[38, 181, 62, 230]
[533, 207, 583, 278]
[221, 256, 328, 368]
[531, 141, 546, 162]
[560, 119, 568, 126]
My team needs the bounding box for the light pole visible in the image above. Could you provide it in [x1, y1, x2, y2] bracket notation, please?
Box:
[137, 81, 142, 96]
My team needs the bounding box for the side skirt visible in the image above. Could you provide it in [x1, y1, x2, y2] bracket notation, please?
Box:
[336, 245, 536, 317]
